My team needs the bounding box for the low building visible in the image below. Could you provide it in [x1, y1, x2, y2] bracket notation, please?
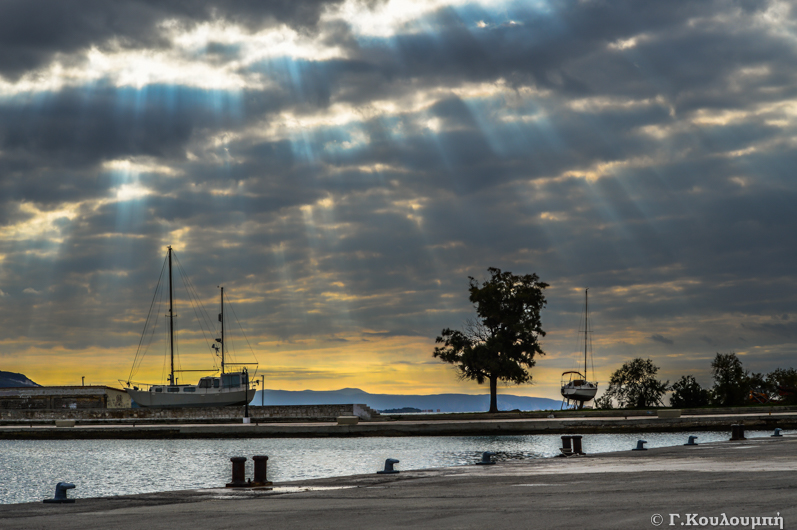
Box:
[0, 386, 131, 409]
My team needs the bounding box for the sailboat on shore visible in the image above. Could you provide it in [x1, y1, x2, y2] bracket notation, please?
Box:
[123, 246, 257, 408]
[561, 288, 598, 409]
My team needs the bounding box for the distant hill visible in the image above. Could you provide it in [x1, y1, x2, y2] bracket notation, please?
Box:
[0, 371, 40, 388]
[251, 388, 561, 412]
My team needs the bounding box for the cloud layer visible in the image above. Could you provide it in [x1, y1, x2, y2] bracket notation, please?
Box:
[1, 0, 796, 398]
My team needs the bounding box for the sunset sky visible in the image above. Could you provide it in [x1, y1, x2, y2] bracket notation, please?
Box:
[1, 0, 796, 401]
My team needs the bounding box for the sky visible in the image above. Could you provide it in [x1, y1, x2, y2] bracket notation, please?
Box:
[1, 0, 796, 401]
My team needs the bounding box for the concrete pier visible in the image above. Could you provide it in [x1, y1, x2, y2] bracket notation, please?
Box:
[1, 434, 794, 529]
[1, 410, 796, 438]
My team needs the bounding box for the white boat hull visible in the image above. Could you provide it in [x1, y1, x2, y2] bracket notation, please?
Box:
[128, 387, 256, 408]
[561, 384, 598, 402]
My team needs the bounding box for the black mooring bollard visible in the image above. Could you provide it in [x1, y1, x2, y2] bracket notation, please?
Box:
[772, 428, 783, 438]
[252, 455, 273, 486]
[560, 435, 573, 456]
[476, 451, 496, 465]
[632, 440, 648, 451]
[377, 458, 400, 474]
[43, 482, 76, 504]
[571, 435, 584, 455]
[730, 424, 746, 441]
[684, 435, 699, 446]
[226, 457, 248, 487]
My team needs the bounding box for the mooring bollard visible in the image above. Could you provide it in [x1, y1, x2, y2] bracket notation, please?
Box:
[226, 457, 248, 487]
[377, 458, 400, 474]
[772, 428, 783, 438]
[730, 424, 746, 441]
[252, 455, 273, 486]
[560, 435, 573, 456]
[43, 482, 76, 504]
[632, 440, 648, 451]
[571, 435, 584, 455]
[476, 451, 496, 465]
[684, 435, 699, 446]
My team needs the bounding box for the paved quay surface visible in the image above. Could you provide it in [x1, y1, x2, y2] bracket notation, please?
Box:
[1, 411, 795, 438]
[1, 434, 794, 529]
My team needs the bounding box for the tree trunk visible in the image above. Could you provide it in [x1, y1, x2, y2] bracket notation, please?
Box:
[488, 375, 498, 413]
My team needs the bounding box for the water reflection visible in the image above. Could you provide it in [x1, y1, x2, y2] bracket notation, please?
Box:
[0, 430, 776, 504]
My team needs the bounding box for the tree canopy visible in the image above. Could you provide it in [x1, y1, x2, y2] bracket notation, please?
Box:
[669, 375, 710, 408]
[602, 358, 669, 408]
[433, 267, 548, 413]
[767, 368, 797, 405]
[710, 352, 749, 406]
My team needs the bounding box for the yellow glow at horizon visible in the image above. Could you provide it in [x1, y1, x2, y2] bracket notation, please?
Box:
[6, 303, 793, 401]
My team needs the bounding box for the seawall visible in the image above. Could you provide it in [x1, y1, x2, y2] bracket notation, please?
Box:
[1, 411, 795, 439]
[0, 404, 379, 424]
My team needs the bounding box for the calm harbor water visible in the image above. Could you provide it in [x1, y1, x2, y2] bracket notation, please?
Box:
[0, 430, 776, 504]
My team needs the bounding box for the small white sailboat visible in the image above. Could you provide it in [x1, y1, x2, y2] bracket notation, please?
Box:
[561, 288, 598, 409]
[123, 246, 257, 408]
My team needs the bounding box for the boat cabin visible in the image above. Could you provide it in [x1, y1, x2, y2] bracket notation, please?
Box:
[140, 373, 248, 394]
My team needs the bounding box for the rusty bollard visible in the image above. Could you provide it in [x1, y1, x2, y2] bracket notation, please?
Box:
[730, 424, 746, 441]
[571, 435, 585, 455]
[226, 457, 248, 487]
[560, 435, 573, 456]
[252, 455, 273, 487]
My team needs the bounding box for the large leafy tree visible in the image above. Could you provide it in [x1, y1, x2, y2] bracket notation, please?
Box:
[433, 268, 548, 413]
[669, 375, 710, 408]
[767, 368, 797, 405]
[710, 352, 749, 406]
[603, 358, 669, 408]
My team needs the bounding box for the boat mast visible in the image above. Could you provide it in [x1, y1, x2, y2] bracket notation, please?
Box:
[168, 246, 175, 386]
[220, 286, 225, 375]
[584, 288, 588, 379]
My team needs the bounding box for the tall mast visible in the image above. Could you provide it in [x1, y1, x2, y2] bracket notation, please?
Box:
[168, 246, 175, 386]
[584, 288, 589, 378]
[220, 286, 225, 375]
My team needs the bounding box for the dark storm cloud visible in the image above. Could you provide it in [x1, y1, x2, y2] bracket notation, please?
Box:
[650, 334, 674, 345]
[0, 84, 241, 166]
[4, 0, 792, 198]
[3, 0, 797, 386]
[299, 0, 797, 108]
[0, 0, 346, 79]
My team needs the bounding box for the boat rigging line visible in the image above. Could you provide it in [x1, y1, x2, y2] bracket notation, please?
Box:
[219, 287, 259, 377]
[173, 252, 220, 370]
[127, 254, 168, 385]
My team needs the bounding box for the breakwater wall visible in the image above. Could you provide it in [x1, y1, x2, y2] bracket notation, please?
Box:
[2, 412, 796, 439]
[0, 404, 379, 424]
[382, 404, 797, 421]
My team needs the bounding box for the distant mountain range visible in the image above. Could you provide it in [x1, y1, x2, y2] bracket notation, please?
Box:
[251, 388, 561, 413]
[0, 372, 561, 412]
[0, 371, 41, 388]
